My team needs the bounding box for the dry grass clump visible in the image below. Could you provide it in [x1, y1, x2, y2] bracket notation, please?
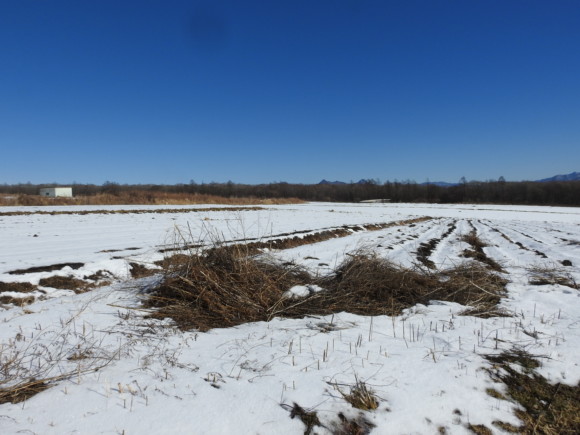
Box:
[0, 295, 35, 306]
[0, 379, 49, 404]
[527, 264, 578, 289]
[146, 244, 311, 331]
[319, 254, 507, 318]
[485, 350, 580, 434]
[146, 246, 508, 331]
[333, 413, 376, 435]
[0, 281, 38, 306]
[336, 378, 379, 411]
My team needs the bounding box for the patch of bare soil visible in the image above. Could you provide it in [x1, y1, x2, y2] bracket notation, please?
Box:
[0, 281, 37, 293]
[129, 262, 160, 279]
[8, 262, 84, 275]
[460, 224, 504, 272]
[99, 247, 141, 253]
[416, 221, 457, 269]
[38, 276, 94, 294]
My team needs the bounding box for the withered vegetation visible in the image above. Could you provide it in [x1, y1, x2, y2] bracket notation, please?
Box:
[0, 378, 50, 404]
[145, 243, 508, 331]
[527, 264, 578, 289]
[0, 295, 35, 306]
[334, 377, 380, 411]
[485, 350, 580, 434]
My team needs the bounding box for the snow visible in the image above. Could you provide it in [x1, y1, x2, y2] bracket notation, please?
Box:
[1, 202, 579, 434]
[284, 284, 324, 299]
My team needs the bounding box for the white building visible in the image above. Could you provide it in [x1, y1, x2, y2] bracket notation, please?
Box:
[360, 199, 391, 203]
[39, 187, 73, 198]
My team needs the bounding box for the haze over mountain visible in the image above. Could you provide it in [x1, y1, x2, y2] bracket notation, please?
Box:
[319, 171, 580, 186]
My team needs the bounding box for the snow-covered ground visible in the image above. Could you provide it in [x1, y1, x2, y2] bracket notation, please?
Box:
[1, 202, 579, 434]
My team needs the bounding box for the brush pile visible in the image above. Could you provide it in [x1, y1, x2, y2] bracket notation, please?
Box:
[147, 245, 508, 331]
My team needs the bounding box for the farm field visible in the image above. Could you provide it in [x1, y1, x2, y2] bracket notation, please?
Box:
[1, 202, 579, 434]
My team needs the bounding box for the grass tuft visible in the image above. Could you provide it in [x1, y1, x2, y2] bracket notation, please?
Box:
[0, 378, 49, 404]
[336, 378, 379, 411]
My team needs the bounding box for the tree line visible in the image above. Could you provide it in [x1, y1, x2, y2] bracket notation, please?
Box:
[1, 179, 579, 206]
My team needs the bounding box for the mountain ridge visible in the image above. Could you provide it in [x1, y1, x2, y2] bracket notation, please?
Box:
[318, 171, 580, 186]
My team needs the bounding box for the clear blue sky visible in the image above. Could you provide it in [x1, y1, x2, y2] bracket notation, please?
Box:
[1, 0, 579, 185]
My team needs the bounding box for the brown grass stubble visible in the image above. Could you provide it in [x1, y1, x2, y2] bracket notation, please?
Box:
[484, 350, 580, 434]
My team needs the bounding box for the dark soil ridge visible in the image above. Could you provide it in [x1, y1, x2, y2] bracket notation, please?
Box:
[461, 222, 504, 272]
[415, 220, 457, 269]
[157, 217, 433, 258]
[8, 262, 85, 275]
[486, 226, 549, 259]
[0, 206, 264, 217]
[245, 217, 433, 252]
[0, 281, 37, 293]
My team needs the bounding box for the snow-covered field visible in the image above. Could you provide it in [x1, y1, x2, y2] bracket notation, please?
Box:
[1, 203, 579, 434]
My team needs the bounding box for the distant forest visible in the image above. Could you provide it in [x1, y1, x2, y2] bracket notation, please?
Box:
[1, 179, 579, 206]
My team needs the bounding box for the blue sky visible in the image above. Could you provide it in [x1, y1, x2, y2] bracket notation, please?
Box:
[1, 0, 579, 185]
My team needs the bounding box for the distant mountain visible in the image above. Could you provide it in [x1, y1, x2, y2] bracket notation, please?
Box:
[318, 180, 347, 185]
[318, 179, 374, 185]
[319, 172, 580, 186]
[420, 181, 458, 187]
[536, 171, 580, 182]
